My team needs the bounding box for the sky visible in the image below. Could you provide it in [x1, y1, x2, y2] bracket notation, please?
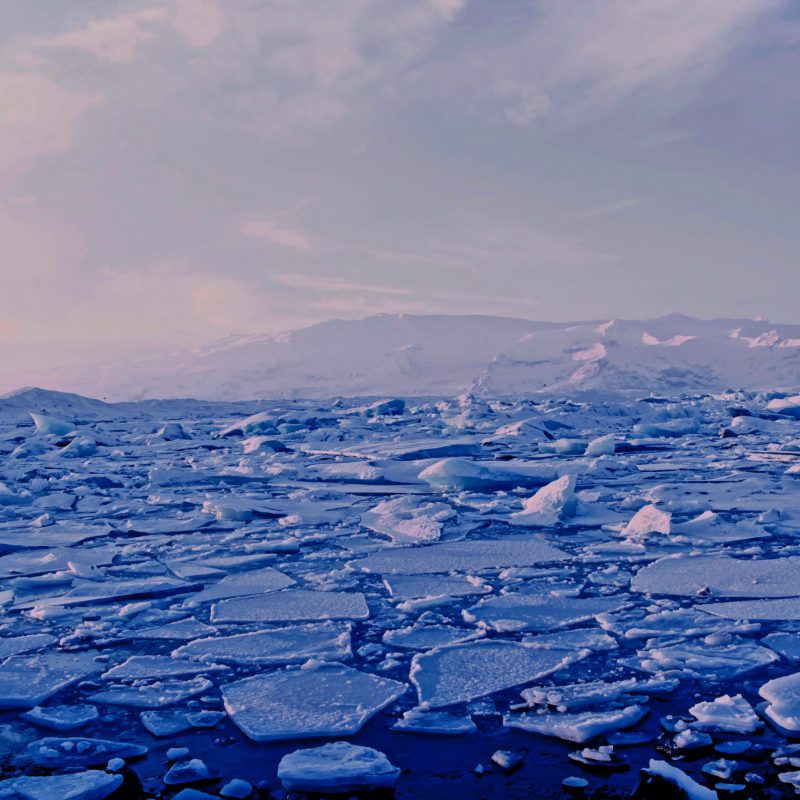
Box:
[1, 0, 799, 380]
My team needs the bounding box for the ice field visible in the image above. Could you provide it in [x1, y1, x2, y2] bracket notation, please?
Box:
[2, 387, 800, 797]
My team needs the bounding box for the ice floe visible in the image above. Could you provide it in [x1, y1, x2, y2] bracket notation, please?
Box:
[221, 663, 406, 741]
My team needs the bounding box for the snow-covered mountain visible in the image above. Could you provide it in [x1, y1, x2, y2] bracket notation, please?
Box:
[15, 313, 800, 401]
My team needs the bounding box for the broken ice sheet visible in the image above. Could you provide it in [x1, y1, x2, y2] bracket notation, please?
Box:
[354, 538, 568, 575]
[0, 652, 101, 709]
[27, 737, 148, 768]
[382, 624, 483, 651]
[182, 565, 295, 604]
[140, 708, 225, 737]
[383, 573, 491, 602]
[221, 664, 406, 741]
[173, 621, 351, 665]
[87, 676, 213, 707]
[410, 640, 579, 708]
[211, 589, 369, 623]
[504, 704, 648, 744]
[20, 704, 100, 732]
[392, 707, 477, 734]
[632, 555, 800, 598]
[101, 654, 228, 680]
[0, 770, 123, 800]
[463, 592, 627, 632]
[620, 638, 777, 679]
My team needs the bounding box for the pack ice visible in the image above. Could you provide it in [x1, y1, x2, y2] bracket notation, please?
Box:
[1, 385, 800, 794]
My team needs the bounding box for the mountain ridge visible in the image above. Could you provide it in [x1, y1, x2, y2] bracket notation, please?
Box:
[7, 312, 800, 401]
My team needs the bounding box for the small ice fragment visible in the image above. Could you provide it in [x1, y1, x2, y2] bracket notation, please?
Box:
[278, 742, 400, 792]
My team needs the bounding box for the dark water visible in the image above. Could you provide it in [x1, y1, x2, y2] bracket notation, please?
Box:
[0, 670, 795, 799]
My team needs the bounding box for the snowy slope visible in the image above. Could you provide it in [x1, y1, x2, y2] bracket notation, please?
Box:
[15, 313, 800, 401]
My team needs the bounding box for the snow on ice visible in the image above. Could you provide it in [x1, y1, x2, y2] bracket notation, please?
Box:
[1, 384, 800, 793]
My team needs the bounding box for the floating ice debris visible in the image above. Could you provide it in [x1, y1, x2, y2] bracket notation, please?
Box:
[600, 607, 759, 640]
[585, 434, 616, 456]
[221, 664, 406, 741]
[0, 770, 123, 800]
[632, 555, 800, 598]
[632, 418, 699, 437]
[220, 778, 253, 798]
[689, 694, 761, 734]
[0, 634, 57, 658]
[172, 790, 218, 800]
[411, 640, 575, 708]
[164, 758, 217, 785]
[510, 474, 577, 527]
[383, 573, 491, 602]
[703, 758, 736, 780]
[463, 592, 625, 632]
[622, 638, 777, 679]
[278, 742, 400, 793]
[361, 495, 455, 544]
[218, 411, 279, 438]
[492, 750, 523, 770]
[20, 704, 99, 732]
[0, 652, 100, 709]
[670, 730, 714, 753]
[382, 624, 482, 651]
[185, 566, 295, 604]
[173, 622, 352, 665]
[568, 745, 626, 771]
[27, 737, 147, 768]
[309, 436, 481, 461]
[21, 576, 198, 610]
[701, 597, 800, 621]
[645, 760, 717, 800]
[87, 676, 212, 708]
[126, 617, 216, 641]
[140, 709, 225, 737]
[418, 458, 556, 491]
[392, 707, 477, 734]
[623, 504, 671, 538]
[0, 546, 115, 579]
[763, 632, 800, 660]
[520, 678, 639, 712]
[360, 398, 405, 417]
[522, 628, 618, 652]
[30, 412, 74, 436]
[768, 395, 800, 418]
[355, 538, 568, 575]
[101, 654, 227, 680]
[211, 589, 369, 623]
[759, 671, 800, 734]
[505, 705, 647, 744]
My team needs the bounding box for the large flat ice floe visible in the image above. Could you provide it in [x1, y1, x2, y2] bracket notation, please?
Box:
[211, 589, 370, 623]
[410, 640, 577, 708]
[632, 555, 800, 598]
[221, 664, 406, 741]
[173, 621, 352, 665]
[353, 538, 568, 575]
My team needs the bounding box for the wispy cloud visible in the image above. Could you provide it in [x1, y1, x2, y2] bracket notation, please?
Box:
[241, 220, 312, 251]
[32, 8, 168, 63]
[276, 273, 410, 296]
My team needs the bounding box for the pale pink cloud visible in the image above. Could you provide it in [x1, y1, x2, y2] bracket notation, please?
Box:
[34, 8, 168, 63]
[241, 220, 312, 251]
[173, 0, 223, 48]
[0, 71, 100, 177]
